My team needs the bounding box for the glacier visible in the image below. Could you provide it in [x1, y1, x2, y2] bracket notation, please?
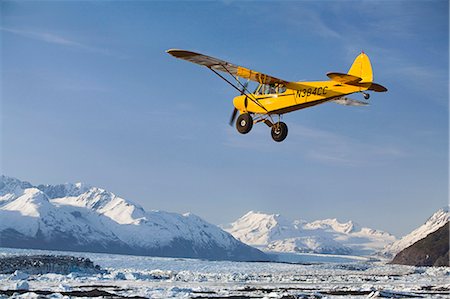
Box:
[0, 247, 449, 298]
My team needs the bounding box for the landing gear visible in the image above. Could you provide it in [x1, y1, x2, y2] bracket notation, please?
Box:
[271, 122, 288, 142]
[235, 113, 288, 142]
[363, 92, 370, 100]
[236, 113, 253, 134]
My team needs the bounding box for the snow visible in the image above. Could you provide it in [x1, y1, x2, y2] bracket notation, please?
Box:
[222, 211, 295, 246]
[1, 176, 220, 247]
[224, 211, 396, 256]
[13, 281, 29, 291]
[0, 188, 52, 236]
[0, 175, 263, 261]
[0, 175, 33, 206]
[0, 247, 448, 298]
[305, 218, 360, 234]
[2, 188, 49, 218]
[266, 251, 370, 264]
[382, 207, 449, 257]
[9, 271, 30, 281]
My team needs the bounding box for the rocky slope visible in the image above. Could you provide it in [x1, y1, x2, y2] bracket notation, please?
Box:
[381, 207, 449, 257]
[0, 175, 266, 261]
[390, 222, 449, 267]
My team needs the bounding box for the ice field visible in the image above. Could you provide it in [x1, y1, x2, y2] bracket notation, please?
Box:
[0, 248, 449, 298]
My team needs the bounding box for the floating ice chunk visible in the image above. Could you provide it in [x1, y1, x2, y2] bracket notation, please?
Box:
[148, 269, 174, 280]
[169, 286, 193, 293]
[367, 290, 421, 298]
[112, 271, 126, 280]
[10, 292, 41, 298]
[47, 294, 69, 299]
[14, 280, 29, 290]
[40, 273, 66, 281]
[9, 270, 29, 280]
[263, 291, 282, 298]
[425, 266, 450, 277]
[56, 284, 72, 292]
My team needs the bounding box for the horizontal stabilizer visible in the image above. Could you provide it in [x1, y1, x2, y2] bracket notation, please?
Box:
[368, 82, 388, 92]
[327, 72, 362, 84]
[341, 81, 388, 93]
[331, 97, 369, 106]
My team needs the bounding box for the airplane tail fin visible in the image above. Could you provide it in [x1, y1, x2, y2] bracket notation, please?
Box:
[347, 52, 373, 83]
[327, 52, 387, 92]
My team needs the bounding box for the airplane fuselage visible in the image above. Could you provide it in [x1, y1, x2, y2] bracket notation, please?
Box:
[233, 80, 369, 115]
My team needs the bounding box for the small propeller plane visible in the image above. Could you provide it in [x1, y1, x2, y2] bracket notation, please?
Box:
[167, 49, 387, 142]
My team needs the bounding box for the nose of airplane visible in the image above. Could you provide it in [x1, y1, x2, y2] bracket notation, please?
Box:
[232, 95, 246, 112]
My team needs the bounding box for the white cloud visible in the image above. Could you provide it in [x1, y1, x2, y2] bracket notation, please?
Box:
[1, 27, 124, 58]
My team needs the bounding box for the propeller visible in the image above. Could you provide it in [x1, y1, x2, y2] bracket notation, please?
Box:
[229, 81, 249, 126]
[229, 108, 238, 126]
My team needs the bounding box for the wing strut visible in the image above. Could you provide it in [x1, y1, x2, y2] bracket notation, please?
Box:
[209, 66, 268, 113]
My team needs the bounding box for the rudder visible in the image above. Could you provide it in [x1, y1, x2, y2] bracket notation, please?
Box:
[347, 52, 373, 83]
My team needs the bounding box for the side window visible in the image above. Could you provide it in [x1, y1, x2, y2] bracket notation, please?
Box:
[269, 84, 276, 94]
[278, 85, 286, 93]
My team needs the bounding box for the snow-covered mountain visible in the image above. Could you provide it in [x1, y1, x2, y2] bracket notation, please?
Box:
[0, 175, 266, 261]
[381, 207, 449, 258]
[223, 211, 396, 256]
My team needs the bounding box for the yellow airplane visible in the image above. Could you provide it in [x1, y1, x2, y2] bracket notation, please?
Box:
[167, 49, 387, 142]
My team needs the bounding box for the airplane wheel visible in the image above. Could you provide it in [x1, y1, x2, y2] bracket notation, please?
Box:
[363, 93, 370, 100]
[271, 122, 288, 142]
[236, 113, 253, 134]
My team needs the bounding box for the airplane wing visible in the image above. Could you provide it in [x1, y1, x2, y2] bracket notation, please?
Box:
[167, 49, 297, 87]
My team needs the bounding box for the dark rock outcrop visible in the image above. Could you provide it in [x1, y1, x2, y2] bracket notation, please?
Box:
[390, 222, 449, 267]
[0, 255, 104, 275]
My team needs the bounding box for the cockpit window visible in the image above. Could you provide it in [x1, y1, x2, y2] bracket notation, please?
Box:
[268, 84, 276, 94]
[254, 83, 286, 95]
[277, 84, 286, 93]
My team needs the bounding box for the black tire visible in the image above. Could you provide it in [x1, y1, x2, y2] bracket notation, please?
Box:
[271, 122, 288, 142]
[236, 113, 253, 134]
[363, 93, 370, 100]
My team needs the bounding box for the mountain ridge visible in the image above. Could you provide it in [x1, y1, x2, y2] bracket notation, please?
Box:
[381, 207, 449, 258]
[390, 221, 449, 267]
[223, 211, 396, 256]
[0, 175, 266, 262]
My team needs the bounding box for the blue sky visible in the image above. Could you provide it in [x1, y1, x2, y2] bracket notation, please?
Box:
[1, 1, 448, 237]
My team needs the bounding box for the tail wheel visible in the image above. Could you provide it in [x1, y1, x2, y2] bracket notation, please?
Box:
[236, 113, 253, 134]
[271, 122, 288, 142]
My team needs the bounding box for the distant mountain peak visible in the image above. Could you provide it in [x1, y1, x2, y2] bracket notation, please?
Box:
[305, 218, 361, 234]
[0, 175, 33, 201]
[224, 211, 396, 256]
[426, 206, 449, 222]
[240, 211, 292, 225]
[3, 188, 51, 216]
